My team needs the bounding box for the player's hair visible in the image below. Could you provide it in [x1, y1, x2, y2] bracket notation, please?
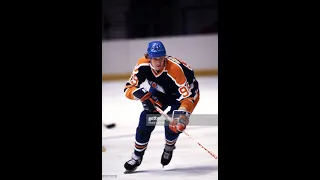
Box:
[144, 53, 168, 60]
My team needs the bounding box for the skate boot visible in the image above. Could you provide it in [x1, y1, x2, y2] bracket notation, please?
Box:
[124, 153, 143, 173]
[161, 144, 176, 167]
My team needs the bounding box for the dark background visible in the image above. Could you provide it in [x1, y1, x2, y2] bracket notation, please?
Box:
[102, 0, 218, 40]
[4, 1, 312, 180]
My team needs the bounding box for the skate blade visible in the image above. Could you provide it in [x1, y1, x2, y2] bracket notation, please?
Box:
[124, 167, 137, 174]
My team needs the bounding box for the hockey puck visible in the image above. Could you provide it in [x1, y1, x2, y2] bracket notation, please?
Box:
[104, 123, 116, 129]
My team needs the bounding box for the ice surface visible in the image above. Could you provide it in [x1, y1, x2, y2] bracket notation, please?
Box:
[102, 76, 218, 180]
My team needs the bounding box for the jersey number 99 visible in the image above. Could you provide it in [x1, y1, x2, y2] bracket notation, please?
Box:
[129, 74, 139, 86]
[178, 82, 191, 98]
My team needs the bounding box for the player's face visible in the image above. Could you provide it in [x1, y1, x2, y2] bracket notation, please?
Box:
[150, 56, 165, 71]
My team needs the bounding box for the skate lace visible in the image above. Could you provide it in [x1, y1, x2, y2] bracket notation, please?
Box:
[127, 158, 137, 165]
[163, 152, 171, 159]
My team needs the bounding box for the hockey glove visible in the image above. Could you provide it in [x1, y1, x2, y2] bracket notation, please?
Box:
[169, 110, 190, 133]
[132, 87, 162, 112]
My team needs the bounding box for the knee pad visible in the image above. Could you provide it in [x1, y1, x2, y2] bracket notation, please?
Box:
[164, 125, 180, 136]
[136, 125, 155, 135]
[138, 110, 159, 131]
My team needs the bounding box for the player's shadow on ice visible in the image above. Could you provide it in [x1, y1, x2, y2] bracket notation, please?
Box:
[165, 165, 218, 174]
[131, 165, 217, 175]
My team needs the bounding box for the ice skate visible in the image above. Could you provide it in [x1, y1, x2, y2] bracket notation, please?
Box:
[124, 154, 143, 173]
[161, 144, 176, 167]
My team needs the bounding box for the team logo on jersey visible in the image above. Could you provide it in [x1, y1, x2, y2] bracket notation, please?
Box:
[148, 81, 166, 94]
[151, 82, 157, 88]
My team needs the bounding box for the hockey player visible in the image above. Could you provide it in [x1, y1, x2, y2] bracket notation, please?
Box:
[123, 41, 200, 172]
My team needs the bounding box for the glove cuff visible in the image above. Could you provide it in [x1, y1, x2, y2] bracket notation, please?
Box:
[132, 87, 151, 101]
[172, 110, 190, 125]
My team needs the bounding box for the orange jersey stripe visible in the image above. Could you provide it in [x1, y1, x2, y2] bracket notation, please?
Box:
[134, 56, 150, 70]
[125, 86, 137, 100]
[165, 59, 187, 86]
[179, 92, 200, 113]
[132, 57, 150, 74]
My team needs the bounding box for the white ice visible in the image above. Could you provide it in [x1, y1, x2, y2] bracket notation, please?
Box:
[102, 76, 218, 180]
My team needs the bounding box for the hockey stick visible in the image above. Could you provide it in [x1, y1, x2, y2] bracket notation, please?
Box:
[154, 106, 218, 159]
